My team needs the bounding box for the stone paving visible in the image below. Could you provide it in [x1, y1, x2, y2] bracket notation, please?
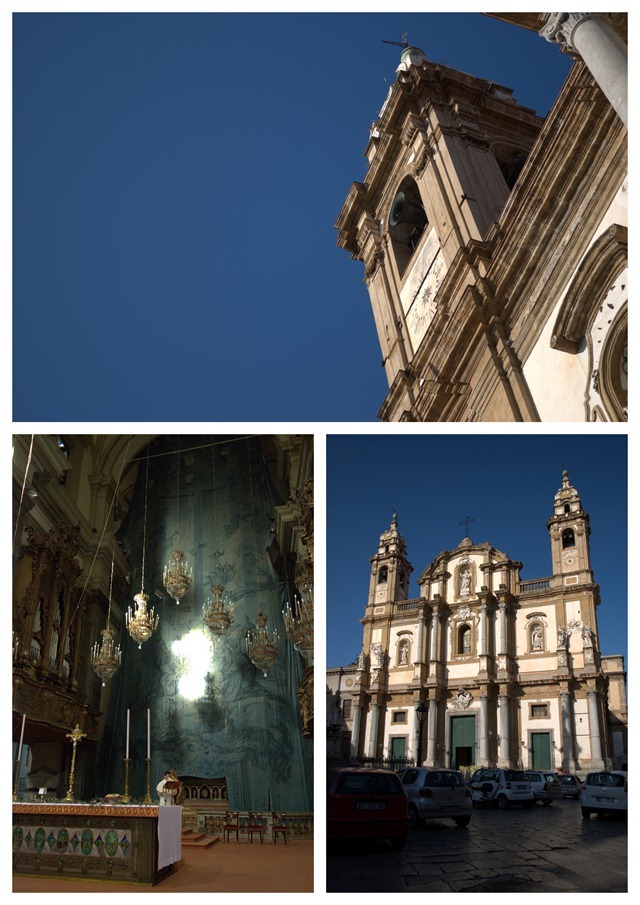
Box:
[326, 798, 627, 892]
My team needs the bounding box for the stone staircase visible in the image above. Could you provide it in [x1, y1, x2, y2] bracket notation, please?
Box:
[181, 828, 219, 850]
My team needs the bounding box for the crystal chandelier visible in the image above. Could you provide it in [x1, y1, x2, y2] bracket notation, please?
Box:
[246, 610, 279, 677]
[203, 582, 234, 636]
[283, 587, 313, 661]
[91, 553, 122, 685]
[126, 450, 159, 648]
[163, 440, 192, 603]
[126, 591, 159, 649]
[163, 548, 192, 604]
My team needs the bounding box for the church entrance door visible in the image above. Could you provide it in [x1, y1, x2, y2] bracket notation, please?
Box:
[531, 732, 552, 769]
[450, 716, 475, 768]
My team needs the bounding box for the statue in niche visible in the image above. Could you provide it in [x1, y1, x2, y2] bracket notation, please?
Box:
[371, 643, 384, 669]
[398, 639, 409, 665]
[557, 626, 568, 648]
[531, 625, 543, 651]
[459, 568, 471, 597]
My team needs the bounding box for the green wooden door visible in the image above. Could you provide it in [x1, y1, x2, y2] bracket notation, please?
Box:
[451, 716, 475, 768]
[531, 732, 552, 769]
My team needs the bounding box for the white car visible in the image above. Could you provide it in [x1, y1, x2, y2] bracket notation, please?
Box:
[470, 768, 534, 810]
[580, 771, 627, 819]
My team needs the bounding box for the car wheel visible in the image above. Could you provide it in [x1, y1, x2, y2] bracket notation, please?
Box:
[497, 794, 509, 810]
[390, 836, 407, 851]
[581, 808, 592, 819]
[408, 804, 424, 829]
[454, 816, 471, 827]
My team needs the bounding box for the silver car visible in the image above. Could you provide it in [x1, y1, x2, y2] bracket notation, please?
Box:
[470, 768, 535, 809]
[525, 770, 563, 805]
[398, 767, 472, 828]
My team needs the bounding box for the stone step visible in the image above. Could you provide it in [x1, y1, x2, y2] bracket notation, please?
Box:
[181, 830, 219, 849]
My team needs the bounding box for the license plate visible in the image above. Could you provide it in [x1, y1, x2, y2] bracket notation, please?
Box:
[596, 797, 615, 803]
[441, 806, 457, 813]
[357, 801, 386, 810]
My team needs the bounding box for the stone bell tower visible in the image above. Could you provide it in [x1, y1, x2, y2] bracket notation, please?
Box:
[336, 45, 543, 418]
[367, 512, 413, 608]
[547, 469, 593, 579]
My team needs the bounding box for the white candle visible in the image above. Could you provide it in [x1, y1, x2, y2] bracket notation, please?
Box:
[147, 709, 151, 759]
[17, 713, 26, 762]
[126, 709, 130, 759]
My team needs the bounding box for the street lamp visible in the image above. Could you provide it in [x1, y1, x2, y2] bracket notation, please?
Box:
[415, 701, 428, 767]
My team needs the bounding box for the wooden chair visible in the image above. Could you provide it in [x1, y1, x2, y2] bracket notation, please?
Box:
[222, 811, 240, 843]
[271, 812, 288, 845]
[245, 812, 264, 844]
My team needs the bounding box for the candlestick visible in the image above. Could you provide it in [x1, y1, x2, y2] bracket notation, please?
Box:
[17, 713, 26, 762]
[126, 709, 130, 759]
[147, 708, 151, 759]
[122, 757, 131, 803]
[143, 757, 152, 804]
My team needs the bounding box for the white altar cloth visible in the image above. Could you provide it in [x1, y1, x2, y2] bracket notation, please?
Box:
[158, 805, 182, 869]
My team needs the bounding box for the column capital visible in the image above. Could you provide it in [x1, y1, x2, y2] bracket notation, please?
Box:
[540, 13, 606, 53]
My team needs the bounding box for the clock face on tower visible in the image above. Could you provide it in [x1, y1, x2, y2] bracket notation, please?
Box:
[562, 549, 577, 568]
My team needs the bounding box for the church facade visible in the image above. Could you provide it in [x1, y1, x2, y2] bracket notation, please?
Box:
[327, 471, 626, 774]
[335, 13, 627, 421]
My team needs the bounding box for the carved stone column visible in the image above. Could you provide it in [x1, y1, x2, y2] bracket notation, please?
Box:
[350, 700, 362, 757]
[587, 689, 605, 767]
[498, 693, 510, 767]
[541, 13, 627, 125]
[367, 701, 379, 758]
[479, 695, 489, 765]
[426, 698, 437, 766]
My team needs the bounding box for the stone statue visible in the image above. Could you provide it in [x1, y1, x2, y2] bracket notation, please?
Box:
[582, 622, 593, 645]
[531, 625, 543, 650]
[557, 626, 568, 648]
[460, 568, 471, 597]
[398, 640, 409, 665]
[356, 649, 366, 671]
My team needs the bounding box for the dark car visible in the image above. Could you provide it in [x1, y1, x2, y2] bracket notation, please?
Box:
[556, 773, 582, 799]
[398, 767, 472, 828]
[327, 768, 409, 849]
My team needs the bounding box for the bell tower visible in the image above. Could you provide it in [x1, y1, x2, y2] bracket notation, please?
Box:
[336, 45, 544, 418]
[367, 512, 413, 607]
[547, 469, 593, 578]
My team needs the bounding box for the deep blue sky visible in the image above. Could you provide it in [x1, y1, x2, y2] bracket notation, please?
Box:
[326, 434, 627, 671]
[12, 11, 573, 422]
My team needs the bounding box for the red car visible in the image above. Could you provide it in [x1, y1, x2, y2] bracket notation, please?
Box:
[327, 768, 409, 850]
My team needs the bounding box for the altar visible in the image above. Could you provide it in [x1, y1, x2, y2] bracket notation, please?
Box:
[12, 802, 182, 885]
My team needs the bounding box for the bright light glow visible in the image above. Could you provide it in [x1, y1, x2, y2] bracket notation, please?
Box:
[171, 629, 213, 700]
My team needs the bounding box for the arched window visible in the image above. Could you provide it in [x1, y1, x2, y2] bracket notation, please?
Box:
[562, 528, 575, 549]
[378, 566, 388, 584]
[564, 504, 570, 514]
[388, 175, 428, 277]
[458, 625, 471, 655]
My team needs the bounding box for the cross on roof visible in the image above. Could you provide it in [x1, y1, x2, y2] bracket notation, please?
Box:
[459, 515, 475, 535]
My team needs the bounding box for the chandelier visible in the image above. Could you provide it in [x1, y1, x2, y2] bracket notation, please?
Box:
[203, 582, 234, 636]
[163, 440, 192, 603]
[91, 553, 122, 685]
[126, 591, 160, 649]
[163, 548, 192, 604]
[246, 610, 279, 677]
[283, 588, 313, 661]
[126, 450, 159, 648]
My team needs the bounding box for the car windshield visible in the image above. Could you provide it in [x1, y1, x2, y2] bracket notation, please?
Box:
[504, 771, 527, 781]
[336, 772, 402, 794]
[587, 773, 625, 788]
[424, 771, 465, 787]
[558, 775, 577, 784]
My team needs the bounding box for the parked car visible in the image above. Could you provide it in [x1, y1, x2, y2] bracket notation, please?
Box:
[555, 773, 582, 799]
[525, 770, 563, 805]
[470, 768, 535, 809]
[327, 768, 409, 849]
[580, 771, 627, 819]
[397, 767, 472, 828]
